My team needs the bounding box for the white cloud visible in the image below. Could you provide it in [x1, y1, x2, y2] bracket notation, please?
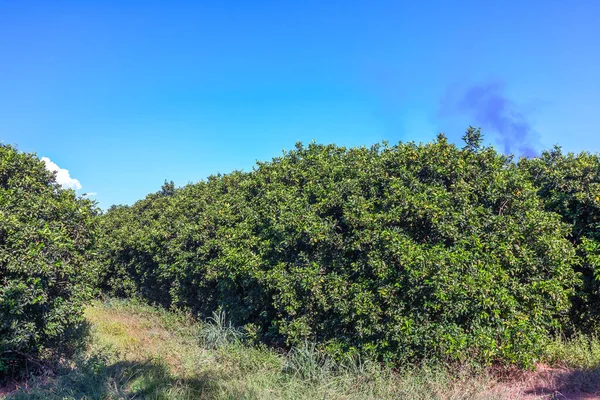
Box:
[41, 157, 82, 190]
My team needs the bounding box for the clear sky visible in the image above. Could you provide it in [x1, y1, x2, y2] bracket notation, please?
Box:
[1, 1, 599, 208]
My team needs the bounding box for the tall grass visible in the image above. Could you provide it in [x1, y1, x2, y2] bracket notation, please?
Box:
[201, 310, 245, 350]
[543, 334, 600, 370]
[3, 299, 600, 399]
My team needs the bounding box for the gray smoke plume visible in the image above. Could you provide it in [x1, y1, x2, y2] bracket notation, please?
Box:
[441, 82, 539, 157]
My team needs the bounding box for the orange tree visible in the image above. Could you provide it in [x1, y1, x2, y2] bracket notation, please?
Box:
[520, 147, 600, 332]
[0, 145, 99, 378]
[98, 130, 579, 367]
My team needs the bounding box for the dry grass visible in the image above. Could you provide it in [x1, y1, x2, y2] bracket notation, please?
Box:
[2, 299, 599, 399]
[84, 304, 206, 376]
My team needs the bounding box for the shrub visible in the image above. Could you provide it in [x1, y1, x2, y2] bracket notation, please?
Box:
[98, 130, 579, 367]
[0, 144, 99, 378]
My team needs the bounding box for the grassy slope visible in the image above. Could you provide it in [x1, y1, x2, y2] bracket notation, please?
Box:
[3, 299, 600, 400]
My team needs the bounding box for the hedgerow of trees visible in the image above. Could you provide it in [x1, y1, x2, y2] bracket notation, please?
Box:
[4, 129, 600, 377]
[95, 130, 591, 367]
[0, 144, 99, 379]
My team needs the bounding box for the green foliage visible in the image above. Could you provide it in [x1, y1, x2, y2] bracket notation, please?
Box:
[0, 144, 99, 378]
[97, 133, 580, 367]
[520, 147, 600, 331]
[461, 126, 483, 152]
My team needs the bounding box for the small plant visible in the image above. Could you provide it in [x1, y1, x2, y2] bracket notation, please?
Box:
[284, 341, 333, 382]
[339, 353, 373, 377]
[200, 309, 244, 349]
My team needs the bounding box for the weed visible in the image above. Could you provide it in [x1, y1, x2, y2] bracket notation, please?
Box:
[201, 310, 245, 349]
[284, 341, 333, 382]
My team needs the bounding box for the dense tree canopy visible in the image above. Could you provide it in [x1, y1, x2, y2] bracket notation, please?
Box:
[97, 133, 582, 367]
[520, 147, 600, 331]
[0, 144, 99, 377]
[5, 130, 600, 373]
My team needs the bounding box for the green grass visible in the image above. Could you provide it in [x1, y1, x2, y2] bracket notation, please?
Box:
[2, 299, 599, 399]
[543, 334, 600, 370]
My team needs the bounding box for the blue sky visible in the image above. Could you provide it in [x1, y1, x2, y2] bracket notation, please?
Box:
[1, 1, 599, 208]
